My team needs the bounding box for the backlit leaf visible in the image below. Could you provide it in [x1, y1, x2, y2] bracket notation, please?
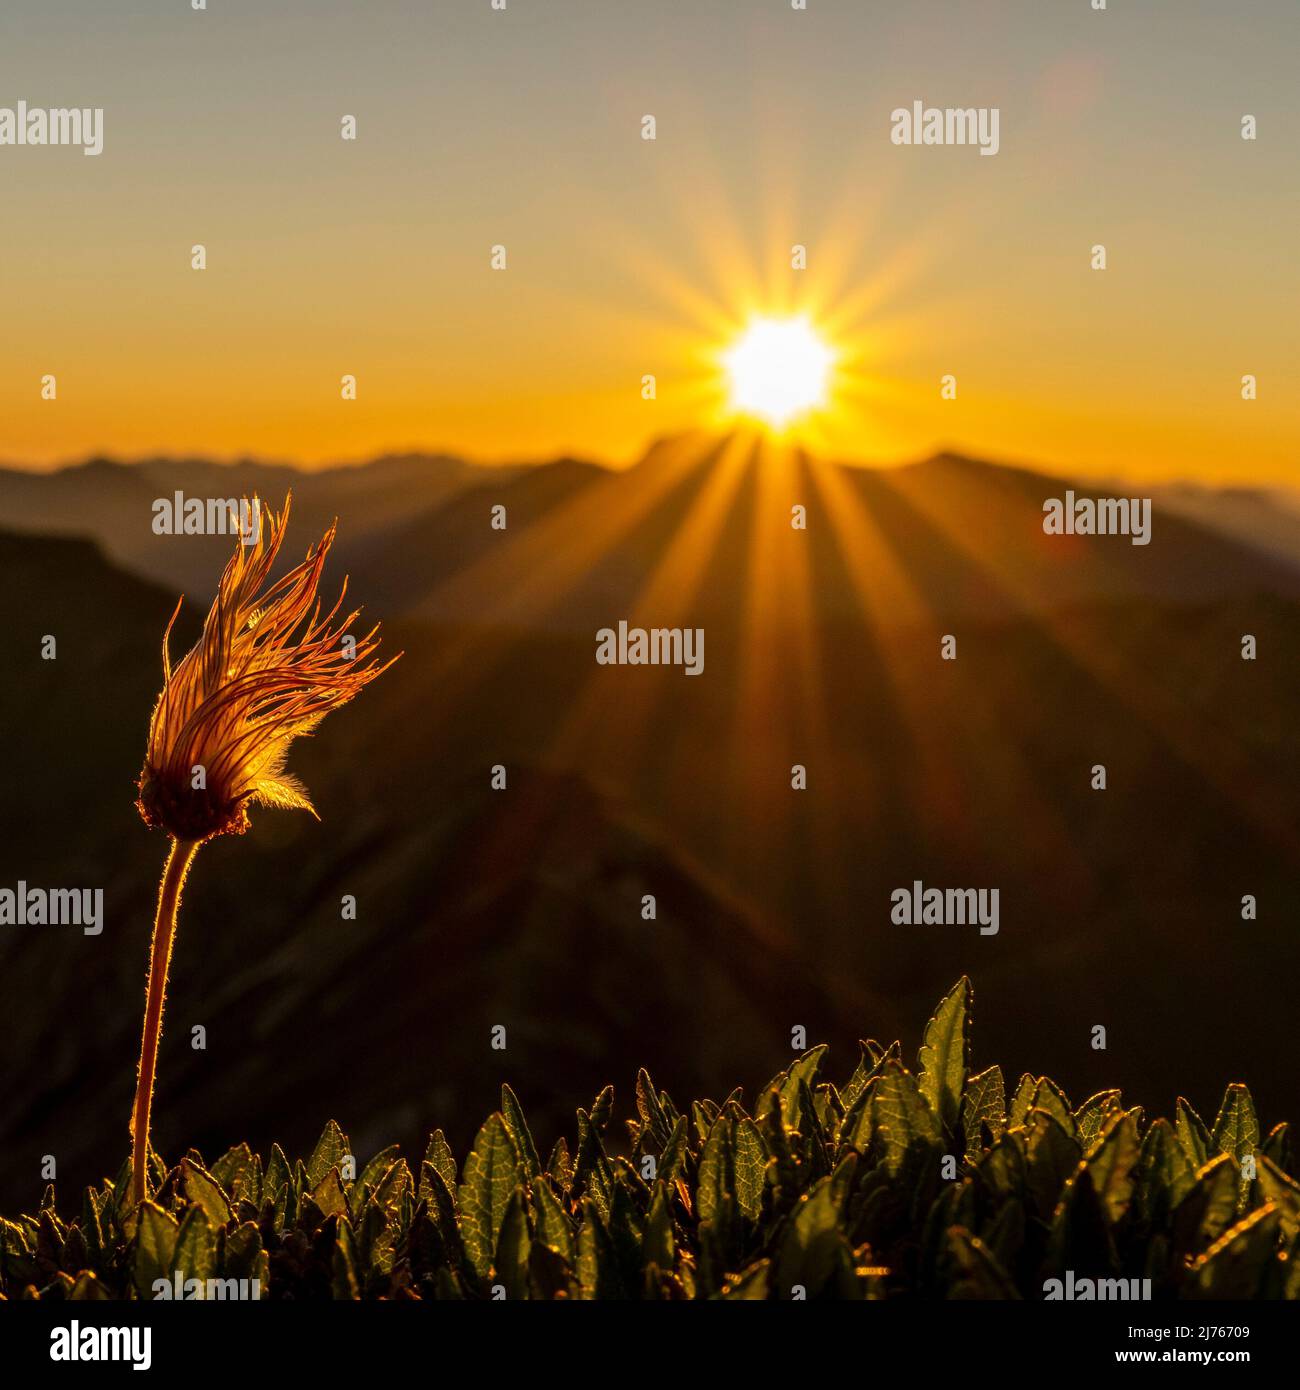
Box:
[131, 1201, 178, 1300]
[1175, 1098, 1212, 1167]
[918, 977, 971, 1134]
[962, 1065, 1005, 1163]
[306, 1120, 350, 1190]
[501, 1084, 542, 1180]
[1083, 1111, 1141, 1225]
[181, 1159, 232, 1228]
[456, 1114, 521, 1279]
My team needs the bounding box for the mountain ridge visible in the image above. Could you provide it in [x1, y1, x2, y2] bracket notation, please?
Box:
[3, 435, 1298, 631]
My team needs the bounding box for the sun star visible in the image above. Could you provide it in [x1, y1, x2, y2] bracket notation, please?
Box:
[724, 315, 834, 428]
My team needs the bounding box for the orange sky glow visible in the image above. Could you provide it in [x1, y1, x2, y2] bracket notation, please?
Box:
[2, 1, 1296, 484]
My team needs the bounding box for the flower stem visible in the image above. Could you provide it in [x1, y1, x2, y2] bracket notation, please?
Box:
[130, 836, 199, 1206]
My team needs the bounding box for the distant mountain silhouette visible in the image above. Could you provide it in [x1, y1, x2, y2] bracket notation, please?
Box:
[1150, 481, 1300, 570]
[2, 438, 1296, 629]
[349, 456, 610, 616]
[370, 440, 1300, 631]
[0, 452, 508, 600]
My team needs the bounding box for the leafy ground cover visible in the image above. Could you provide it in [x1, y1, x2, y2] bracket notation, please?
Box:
[3, 980, 1296, 1300]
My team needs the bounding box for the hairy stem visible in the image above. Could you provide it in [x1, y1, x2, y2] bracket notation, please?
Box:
[130, 836, 199, 1206]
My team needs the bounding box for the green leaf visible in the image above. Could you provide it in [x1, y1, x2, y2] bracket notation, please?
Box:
[1255, 1156, 1300, 1239]
[814, 1082, 843, 1135]
[841, 1040, 899, 1111]
[774, 1174, 852, 1298]
[643, 1185, 674, 1273]
[696, 1115, 732, 1225]
[546, 1137, 573, 1191]
[358, 1145, 403, 1200]
[871, 1061, 941, 1175]
[371, 1158, 410, 1215]
[1008, 1073, 1037, 1127]
[976, 1131, 1027, 1200]
[1173, 1154, 1241, 1255]
[108, 1157, 134, 1220]
[173, 1206, 216, 1292]
[576, 1199, 624, 1299]
[1083, 1111, 1141, 1225]
[332, 1216, 360, 1299]
[419, 1160, 469, 1275]
[0, 1217, 36, 1290]
[79, 1187, 107, 1268]
[610, 1181, 648, 1301]
[658, 1115, 688, 1184]
[309, 1169, 349, 1220]
[697, 1108, 767, 1226]
[1187, 1205, 1281, 1299]
[757, 1045, 829, 1127]
[1136, 1118, 1196, 1225]
[264, 1143, 291, 1204]
[573, 1087, 615, 1217]
[419, 1131, 458, 1208]
[1175, 1098, 1212, 1167]
[1047, 1167, 1115, 1277]
[223, 1222, 266, 1285]
[838, 1076, 878, 1154]
[1261, 1122, 1290, 1168]
[209, 1142, 259, 1206]
[918, 977, 971, 1134]
[306, 1120, 350, 1190]
[493, 1187, 532, 1298]
[692, 1100, 717, 1147]
[131, 1201, 179, 1300]
[635, 1068, 674, 1152]
[356, 1196, 398, 1278]
[501, 1084, 542, 1180]
[1031, 1077, 1075, 1136]
[1212, 1084, 1260, 1168]
[733, 1112, 768, 1221]
[532, 1178, 575, 1263]
[962, 1065, 1005, 1163]
[1074, 1091, 1123, 1156]
[181, 1159, 232, 1228]
[456, 1114, 521, 1279]
[798, 1079, 832, 1178]
[1025, 1110, 1083, 1220]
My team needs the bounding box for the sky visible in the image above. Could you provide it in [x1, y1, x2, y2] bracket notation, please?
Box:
[1, 0, 1297, 482]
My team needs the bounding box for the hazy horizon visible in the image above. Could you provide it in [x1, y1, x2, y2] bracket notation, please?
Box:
[4, 431, 1300, 499]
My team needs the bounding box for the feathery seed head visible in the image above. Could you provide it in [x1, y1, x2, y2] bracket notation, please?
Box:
[136, 494, 396, 842]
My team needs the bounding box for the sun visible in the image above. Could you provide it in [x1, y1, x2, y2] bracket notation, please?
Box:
[723, 315, 835, 429]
